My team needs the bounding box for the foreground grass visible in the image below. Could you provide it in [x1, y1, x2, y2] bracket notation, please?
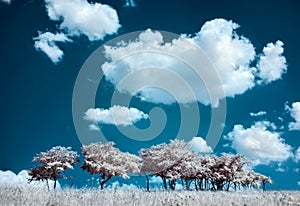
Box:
[0, 186, 299, 206]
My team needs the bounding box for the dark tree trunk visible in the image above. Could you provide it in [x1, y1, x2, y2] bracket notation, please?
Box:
[169, 180, 176, 190]
[198, 179, 203, 190]
[211, 182, 216, 190]
[185, 180, 190, 190]
[46, 180, 50, 191]
[262, 182, 266, 192]
[161, 176, 167, 190]
[226, 182, 230, 191]
[100, 174, 112, 190]
[146, 175, 150, 192]
[54, 177, 57, 189]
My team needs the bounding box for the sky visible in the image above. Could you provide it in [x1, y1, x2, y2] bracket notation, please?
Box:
[0, 0, 300, 190]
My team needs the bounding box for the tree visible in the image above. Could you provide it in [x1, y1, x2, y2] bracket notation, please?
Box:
[81, 142, 141, 190]
[28, 146, 79, 190]
[139, 140, 194, 190]
[140, 140, 272, 191]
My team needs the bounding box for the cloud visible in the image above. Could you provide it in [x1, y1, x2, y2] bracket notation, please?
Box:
[286, 102, 300, 131]
[275, 167, 285, 172]
[84, 105, 148, 126]
[33, 32, 72, 64]
[0, 170, 60, 190]
[189, 137, 212, 153]
[249, 111, 267, 117]
[149, 176, 163, 184]
[0, 0, 11, 4]
[226, 121, 293, 165]
[257, 41, 287, 84]
[101, 19, 286, 106]
[34, 0, 121, 63]
[45, 0, 121, 41]
[111, 181, 138, 190]
[124, 0, 136, 7]
[295, 147, 300, 163]
[193, 19, 256, 99]
[88, 124, 100, 131]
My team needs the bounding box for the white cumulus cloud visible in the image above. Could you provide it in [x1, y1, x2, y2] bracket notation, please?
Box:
[257, 41, 287, 84]
[33, 32, 72, 64]
[226, 121, 293, 165]
[0, 170, 60, 190]
[45, 0, 121, 41]
[34, 0, 121, 63]
[101, 19, 287, 106]
[189, 137, 212, 153]
[84, 105, 148, 126]
[286, 102, 300, 131]
[250, 111, 267, 117]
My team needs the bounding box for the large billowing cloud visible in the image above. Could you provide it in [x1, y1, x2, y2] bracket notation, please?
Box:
[226, 121, 292, 165]
[33, 32, 72, 64]
[34, 0, 121, 63]
[0, 170, 60, 190]
[257, 41, 287, 83]
[101, 19, 287, 106]
[84, 105, 148, 127]
[189, 137, 212, 153]
[286, 102, 300, 131]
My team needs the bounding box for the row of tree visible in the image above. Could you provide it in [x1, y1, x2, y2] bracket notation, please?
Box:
[28, 140, 272, 191]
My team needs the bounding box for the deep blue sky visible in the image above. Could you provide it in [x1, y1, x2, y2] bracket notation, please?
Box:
[0, 0, 300, 189]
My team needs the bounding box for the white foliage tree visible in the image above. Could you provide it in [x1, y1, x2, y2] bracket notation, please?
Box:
[28, 146, 79, 190]
[139, 140, 195, 190]
[139, 140, 272, 191]
[81, 142, 141, 190]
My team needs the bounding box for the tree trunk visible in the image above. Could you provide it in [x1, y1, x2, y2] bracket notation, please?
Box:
[185, 179, 189, 190]
[163, 177, 167, 190]
[100, 174, 112, 190]
[54, 178, 57, 190]
[46, 180, 49, 191]
[146, 175, 150, 192]
[198, 179, 203, 190]
[194, 180, 198, 191]
[169, 180, 176, 190]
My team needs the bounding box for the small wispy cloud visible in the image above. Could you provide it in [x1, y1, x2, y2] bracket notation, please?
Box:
[286, 102, 300, 131]
[124, 0, 136, 7]
[33, 32, 72, 64]
[250, 111, 267, 117]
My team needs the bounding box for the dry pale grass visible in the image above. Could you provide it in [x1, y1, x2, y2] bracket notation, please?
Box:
[0, 186, 299, 206]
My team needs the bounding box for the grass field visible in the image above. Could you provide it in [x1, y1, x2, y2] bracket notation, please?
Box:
[0, 186, 299, 206]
